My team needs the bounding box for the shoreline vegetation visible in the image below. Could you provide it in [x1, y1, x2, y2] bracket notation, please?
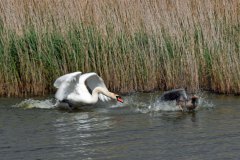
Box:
[0, 0, 240, 97]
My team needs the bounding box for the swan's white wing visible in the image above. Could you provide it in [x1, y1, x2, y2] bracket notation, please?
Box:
[54, 72, 82, 101]
[54, 71, 82, 88]
[79, 72, 111, 102]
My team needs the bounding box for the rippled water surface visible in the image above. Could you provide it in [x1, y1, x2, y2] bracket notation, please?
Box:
[1, 92, 240, 160]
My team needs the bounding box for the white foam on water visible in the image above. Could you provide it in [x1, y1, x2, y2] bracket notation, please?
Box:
[106, 96, 133, 109]
[134, 96, 214, 114]
[135, 100, 182, 114]
[11, 92, 214, 112]
[197, 97, 215, 109]
[108, 102, 125, 108]
[13, 99, 56, 109]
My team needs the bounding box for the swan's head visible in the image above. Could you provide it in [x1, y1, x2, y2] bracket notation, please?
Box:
[116, 95, 124, 103]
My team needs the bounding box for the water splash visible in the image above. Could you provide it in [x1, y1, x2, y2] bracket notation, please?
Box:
[13, 99, 55, 109]
[11, 92, 214, 113]
[135, 100, 182, 113]
[108, 102, 125, 109]
[108, 98, 129, 109]
[197, 96, 215, 109]
[132, 93, 214, 114]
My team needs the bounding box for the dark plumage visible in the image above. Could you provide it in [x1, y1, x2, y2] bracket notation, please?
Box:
[160, 88, 199, 111]
[160, 88, 188, 102]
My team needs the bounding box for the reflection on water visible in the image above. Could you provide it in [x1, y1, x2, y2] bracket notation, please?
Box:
[1, 92, 240, 160]
[54, 113, 112, 158]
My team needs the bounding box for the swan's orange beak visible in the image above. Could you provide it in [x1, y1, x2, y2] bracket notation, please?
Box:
[116, 96, 123, 103]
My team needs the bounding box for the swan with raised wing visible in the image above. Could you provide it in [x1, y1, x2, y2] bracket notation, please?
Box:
[54, 71, 123, 109]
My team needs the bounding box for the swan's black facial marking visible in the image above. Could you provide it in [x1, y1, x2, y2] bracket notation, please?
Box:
[116, 96, 123, 103]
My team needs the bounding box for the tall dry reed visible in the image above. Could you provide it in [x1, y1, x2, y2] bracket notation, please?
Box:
[0, 0, 240, 96]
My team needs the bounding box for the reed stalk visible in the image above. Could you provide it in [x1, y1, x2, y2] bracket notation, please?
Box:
[0, 0, 240, 96]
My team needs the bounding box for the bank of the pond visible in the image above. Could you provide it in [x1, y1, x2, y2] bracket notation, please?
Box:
[0, 0, 240, 96]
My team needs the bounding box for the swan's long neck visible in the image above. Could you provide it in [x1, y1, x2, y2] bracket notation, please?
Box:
[92, 87, 115, 100]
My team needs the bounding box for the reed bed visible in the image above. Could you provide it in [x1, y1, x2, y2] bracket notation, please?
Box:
[0, 0, 240, 96]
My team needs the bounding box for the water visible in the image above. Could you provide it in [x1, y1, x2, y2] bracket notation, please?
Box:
[1, 92, 240, 160]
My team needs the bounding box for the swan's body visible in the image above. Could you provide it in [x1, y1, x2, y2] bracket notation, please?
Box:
[54, 72, 123, 109]
[160, 88, 199, 111]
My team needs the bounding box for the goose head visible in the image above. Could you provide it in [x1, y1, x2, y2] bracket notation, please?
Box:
[185, 95, 199, 111]
[176, 95, 199, 111]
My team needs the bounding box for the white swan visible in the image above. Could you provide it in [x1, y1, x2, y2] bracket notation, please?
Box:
[54, 71, 123, 109]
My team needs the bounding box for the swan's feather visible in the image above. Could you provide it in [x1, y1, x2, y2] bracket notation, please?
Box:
[79, 72, 111, 102]
[54, 72, 82, 88]
[99, 93, 111, 102]
[54, 72, 112, 104]
[54, 72, 82, 101]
